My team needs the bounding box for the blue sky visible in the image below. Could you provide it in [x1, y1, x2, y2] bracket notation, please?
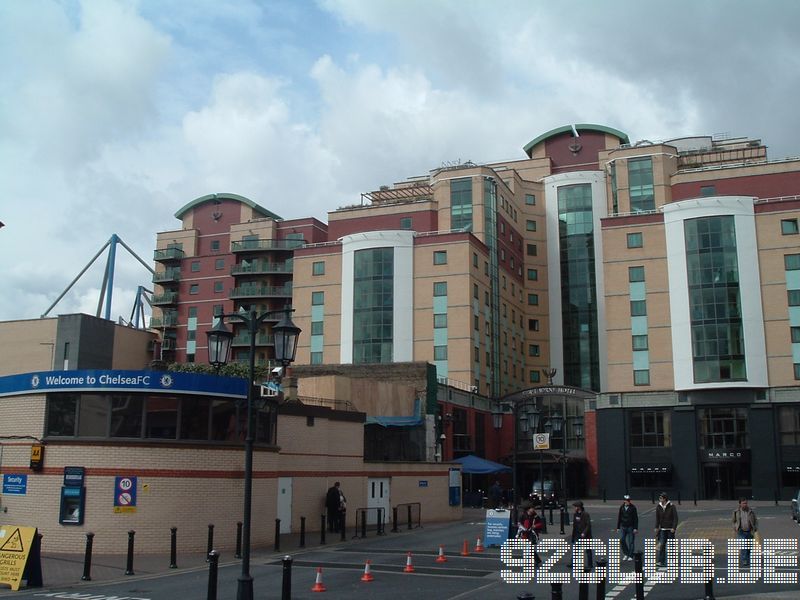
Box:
[1, 0, 799, 322]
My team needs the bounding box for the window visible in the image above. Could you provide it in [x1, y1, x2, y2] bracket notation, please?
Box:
[311, 321, 323, 335]
[782, 219, 799, 235]
[188, 307, 197, 318]
[310, 352, 323, 364]
[527, 243, 537, 256]
[311, 291, 324, 305]
[699, 407, 748, 449]
[312, 261, 325, 276]
[434, 345, 448, 360]
[433, 282, 447, 296]
[473, 284, 479, 299]
[630, 300, 647, 316]
[632, 335, 649, 350]
[473, 253, 478, 267]
[484, 262, 489, 275]
[526, 220, 537, 232]
[484, 291, 489, 305]
[528, 319, 540, 332]
[400, 217, 412, 230]
[433, 251, 447, 265]
[792, 327, 800, 343]
[525, 194, 536, 206]
[779, 406, 800, 445]
[628, 157, 655, 212]
[700, 185, 716, 197]
[528, 293, 539, 306]
[191, 261, 200, 272]
[530, 370, 540, 383]
[627, 233, 643, 248]
[434, 314, 447, 328]
[213, 304, 223, 316]
[789, 290, 800, 306]
[629, 266, 645, 282]
[502, 276, 506, 289]
[629, 410, 670, 447]
[353, 248, 394, 364]
[795, 364, 800, 380]
[528, 344, 540, 357]
[189, 284, 199, 295]
[210, 240, 220, 251]
[500, 249, 505, 261]
[187, 330, 196, 341]
[450, 178, 473, 230]
[633, 369, 650, 385]
[473, 315, 479, 331]
[214, 281, 224, 293]
[527, 269, 538, 281]
[215, 258, 225, 270]
[785, 254, 800, 270]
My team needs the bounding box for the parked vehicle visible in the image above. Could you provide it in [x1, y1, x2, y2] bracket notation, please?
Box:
[791, 489, 800, 522]
[530, 480, 559, 508]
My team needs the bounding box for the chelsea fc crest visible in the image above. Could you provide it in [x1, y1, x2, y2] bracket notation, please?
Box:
[160, 374, 173, 388]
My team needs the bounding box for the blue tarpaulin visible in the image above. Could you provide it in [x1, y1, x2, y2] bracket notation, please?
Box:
[452, 455, 512, 474]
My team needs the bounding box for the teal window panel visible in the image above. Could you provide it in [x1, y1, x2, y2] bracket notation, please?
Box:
[787, 271, 800, 290]
[310, 335, 324, 353]
[187, 317, 197, 329]
[311, 305, 324, 321]
[433, 296, 448, 313]
[629, 282, 647, 301]
[434, 328, 448, 346]
[186, 341, 196, 354]
[632, 350, 650, 370]
[793, 343, 800, 364]
[789, 307, 800, 326]
[434, 361, 449, 377]
[631, 316, 648, 335]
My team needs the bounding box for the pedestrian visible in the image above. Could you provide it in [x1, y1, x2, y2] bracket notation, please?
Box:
[571, 500, 593, 570]
[616, 494, 639, 561]
[516, 503, 543, 566]
[732, 497, 758, 567]
[489, 480, 503, 509]
[325, 482, 344, 533]
[654, 492, 678, 568]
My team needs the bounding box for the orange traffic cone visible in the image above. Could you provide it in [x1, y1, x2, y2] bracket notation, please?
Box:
[311, 567, 327, 592]
[460, 539, 470, 556]
[474, 537, 485, 553]
[361, 560, 374, 582]
[435, 545, 447, 563]
[403, 551, 415, 573]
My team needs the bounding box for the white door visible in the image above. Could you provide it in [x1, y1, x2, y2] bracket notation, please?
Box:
[367, 478, 391, 528]
[277, 477, 292, 534]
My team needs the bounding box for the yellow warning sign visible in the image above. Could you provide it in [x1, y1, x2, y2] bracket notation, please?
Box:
[0, 526, 36, 591]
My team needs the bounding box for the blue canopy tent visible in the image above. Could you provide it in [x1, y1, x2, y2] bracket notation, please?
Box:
[452, 455, 511, 474]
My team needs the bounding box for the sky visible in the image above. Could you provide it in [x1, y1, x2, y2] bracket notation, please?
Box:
[1, 0, 799, 323]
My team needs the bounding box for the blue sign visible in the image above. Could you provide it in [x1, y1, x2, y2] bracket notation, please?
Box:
[0, 370, 247, 399]
[63, 466, 85, 487]
[484, 509, 512, 548]
[418, 480, 428, 488]
[2, 474, 28, 495]
[114, 476, 137, 508]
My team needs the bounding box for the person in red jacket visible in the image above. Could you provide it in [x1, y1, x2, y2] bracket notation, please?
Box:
[517, 504, 544, 566]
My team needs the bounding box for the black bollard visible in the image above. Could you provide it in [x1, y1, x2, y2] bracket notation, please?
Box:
[235, 521, 243, 559]
[377, 507, 384, 535]
[564, 503, 570, 526]
[595, 558, 608, 599]
[694, 491, 697, 506]
[125, 530, 135, 576]
[704, 578, 715, 600]
[206, 550, 219, 600]
[320, 515, 326, 545]
[634, 551, 644, 600]
[651, 490, 655, 504]
[81, 532, 94, 581]
[392, 506, 399, 532]
[559, 508, 565, 535]
[603, 489, 607, 503]
[281, 555, 292, 600]
[578, 580, 589, 600]
[170, 527, 177, 569]
[206, 524, 214, 561]
[775, 490, 779, 506]
[340, 518, 346, 541]
[551, 581, 563, 599]
[361, 510, 367, 538]
[549, 506, 553, 525]
[678, 491, 681, 505]
[275, 519, 281, 552]
[299, 516, 306, 548]
[407, 504, 413, 530]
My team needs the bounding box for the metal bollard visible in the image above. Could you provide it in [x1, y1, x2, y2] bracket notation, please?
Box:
[704, 578, 716, 600]
[300, 516, 306, 548]
[206, 524, 214, 561]
[549, 507, 553, 525]
[694, 491, 697, 506]
[361, 509, 367, 538]
[578, 580, 588, 600]
[235, 521, 243, 559]
[392, 506, 399, 532]
[551, 581, 563, 599]
[170, 527, 177, 569]
[377, 507, 385, 535]
[564, 503, 570, 526]
[340, 518, 346, 541]
[125, 530, 135, 576]
[407, 504, 413, 530]
[559, 508, 565, 535]
[603, 489, 607, 503]
[320, 515, 326, 545]
[775, 490, 779, 506]
[275, 519, 281, 552]
[595, 558, 608, 599]
[634, 551, 644, 600]
[678, 491, 681, 505]
[282, 555, 292, 600]
[206, 550, 219, 600]
[81, 532, 94, 581]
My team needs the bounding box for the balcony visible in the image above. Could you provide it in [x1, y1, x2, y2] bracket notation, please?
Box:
[150, 312, 178, 328]
[231, 239, 304, 253]
[231, 260, 293, 276]
[229, 285, 293, 299]
[231, 333, 275, 347]
[152, 269, 181, 284]
[151, 292, 178, 306]
[154, 247, 185, 262]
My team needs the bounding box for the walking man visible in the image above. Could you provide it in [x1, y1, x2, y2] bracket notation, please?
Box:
[654, 492, 678, 568]
[733, 497, 758, 567]
[616, 494, 638, 561]
[571, 500, 593, 571]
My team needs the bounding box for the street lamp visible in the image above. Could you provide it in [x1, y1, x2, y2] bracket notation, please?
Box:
[206, 307, 300, 600]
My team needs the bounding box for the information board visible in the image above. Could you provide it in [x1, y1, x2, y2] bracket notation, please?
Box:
[113, 476, 138, 513]
[484, 508, 512, 548]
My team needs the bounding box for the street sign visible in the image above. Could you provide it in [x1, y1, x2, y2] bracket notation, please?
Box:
[113, 476, 137, 513]
[1, 475, 27, 495]
[533, 432, 550, 450]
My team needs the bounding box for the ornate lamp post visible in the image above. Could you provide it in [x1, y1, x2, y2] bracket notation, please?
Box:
[207, 307, 300, 600]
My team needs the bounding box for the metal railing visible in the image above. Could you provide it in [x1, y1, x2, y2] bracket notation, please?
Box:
[153, 270, 181, 283]
[154, 247, 185, 261]
[151, 292, 178, 305]
[231, 261, 293, 275]
[392, 502, 422, 532]
[231, 333, 274, 347]
[230, 285, 293, 299]
[231, 239, 304, 252]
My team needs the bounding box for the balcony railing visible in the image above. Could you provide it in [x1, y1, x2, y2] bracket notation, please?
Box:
[151, 292, 178, 305]
[231, 260, 293, 276]
[152, 269, 181, 283]
[150, 313, 178, 328]
[231, 333, 275, 347]
[230, 285, 293, 299]
[231, 239, 304, 252]
[154, 247, 185, 262]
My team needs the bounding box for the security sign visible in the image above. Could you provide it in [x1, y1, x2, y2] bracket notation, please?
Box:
[533, 432, 550, 450]
[113, 476, 137, 513]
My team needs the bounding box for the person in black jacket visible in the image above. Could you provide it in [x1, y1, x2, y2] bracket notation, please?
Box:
[571, 500, 593, 570]
[654, 492, 679, 567]
[325, 482, 344, 532]
[615, 494, 639, 561]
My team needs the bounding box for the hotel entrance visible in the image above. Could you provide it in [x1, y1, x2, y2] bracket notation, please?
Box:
[700, 456, 751, 500]
[698, 407, 752, 499]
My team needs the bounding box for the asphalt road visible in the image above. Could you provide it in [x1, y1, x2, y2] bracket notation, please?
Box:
[6, 503, 800, 599]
